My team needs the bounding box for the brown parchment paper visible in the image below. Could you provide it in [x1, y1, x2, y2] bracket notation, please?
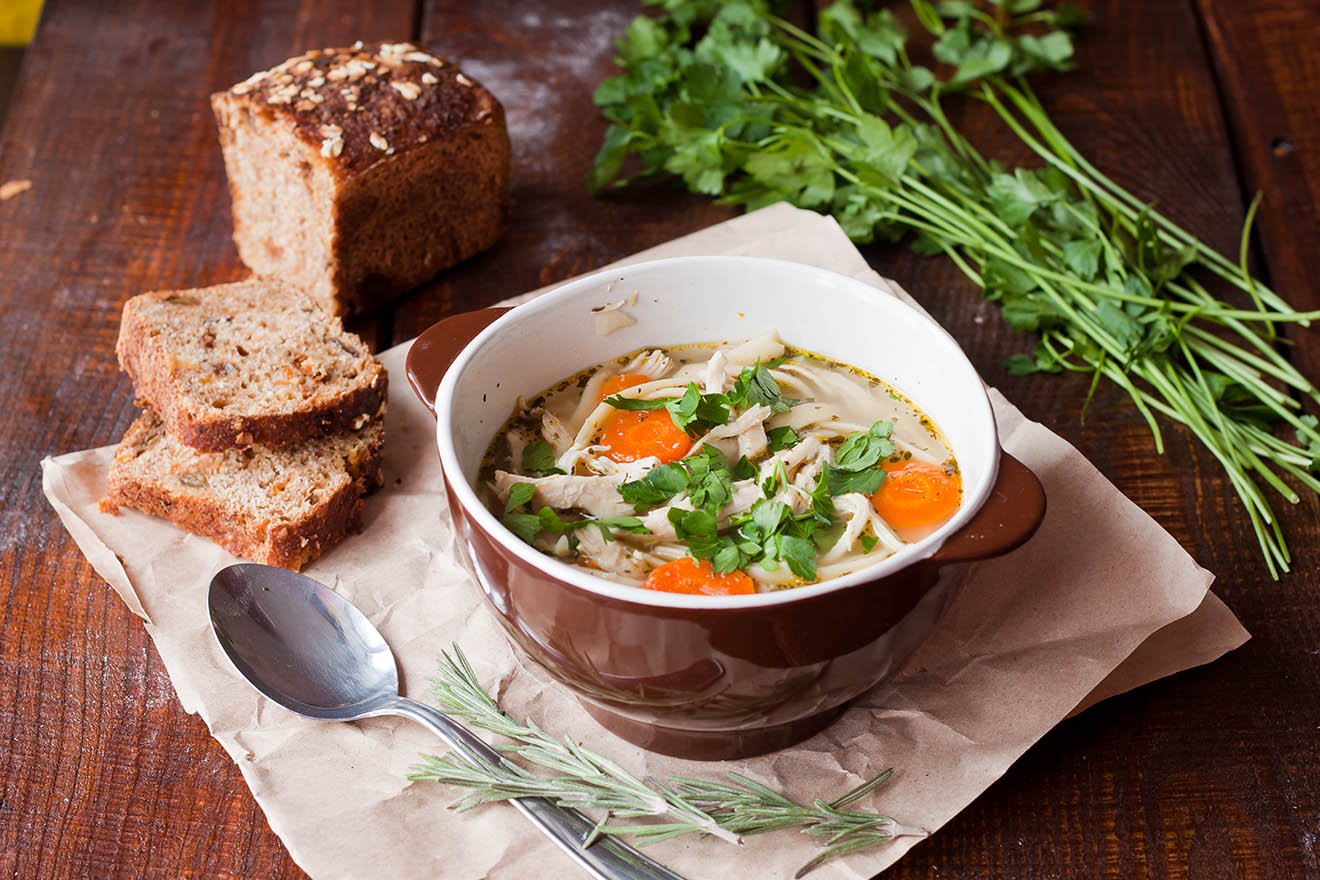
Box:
[42, 203, 1249, 880]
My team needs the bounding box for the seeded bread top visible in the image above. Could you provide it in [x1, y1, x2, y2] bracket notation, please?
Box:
[215, 41, 501, 174]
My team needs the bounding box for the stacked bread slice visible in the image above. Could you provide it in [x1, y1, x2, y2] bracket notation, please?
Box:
[102, 279, 387, 570]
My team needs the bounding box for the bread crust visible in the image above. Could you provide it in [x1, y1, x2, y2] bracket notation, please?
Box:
[103, 410, 385, 571]
[115, 281, 388, 453]
[211, 42, 511, 316]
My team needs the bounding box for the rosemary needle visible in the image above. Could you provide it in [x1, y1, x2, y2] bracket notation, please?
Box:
[407, 646, 917, 876]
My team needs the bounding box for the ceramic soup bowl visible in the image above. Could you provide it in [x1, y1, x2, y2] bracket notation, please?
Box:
[407, 256, 1045, 759]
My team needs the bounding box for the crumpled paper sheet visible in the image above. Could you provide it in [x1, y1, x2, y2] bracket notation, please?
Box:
[42, 203, 1248, 880]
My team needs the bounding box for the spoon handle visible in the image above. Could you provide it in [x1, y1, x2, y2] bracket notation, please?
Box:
[388, 696, 690, 880]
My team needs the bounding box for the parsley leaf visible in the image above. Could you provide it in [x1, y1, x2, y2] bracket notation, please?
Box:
[618, 462, 691, 508]
[729, 361, 796, 414]
[732, 455, 758, 480]
[824, 462, 886, 496]
[502, 513, 544, 545]
[603, 394, 676, 411]
[834, 420, 896, 472]
[767, 425, 800, 451]
[505, 482, 537, 513]
[522, 441, 566, 476]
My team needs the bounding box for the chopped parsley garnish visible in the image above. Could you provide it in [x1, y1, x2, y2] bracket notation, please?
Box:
[617, 461, 690, 508]
[729, 360, 797, 414]
[833, 420, 895, 471]
[521, 441, 566, 476]
[766, 425, 801, 451]
[504, 482, 536, 513]
[502, 480, 649, 545]
[605, 361, 795, 437]
[824, 463, 886, 497]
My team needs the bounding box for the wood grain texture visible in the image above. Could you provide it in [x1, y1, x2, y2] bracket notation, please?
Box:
[1195, 0, 1320, 387]
[0, 0, 1317, 878]
[0, 1, 417, 877]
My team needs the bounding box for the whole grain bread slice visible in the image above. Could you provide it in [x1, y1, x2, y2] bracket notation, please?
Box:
[116, 279, 387, 452]
[102, 409, 385, 571]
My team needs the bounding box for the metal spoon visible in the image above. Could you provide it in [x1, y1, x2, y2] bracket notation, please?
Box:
[208, 563, 687, 880]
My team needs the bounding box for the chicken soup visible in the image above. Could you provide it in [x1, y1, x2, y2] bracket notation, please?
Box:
[478, 331, 960, 595]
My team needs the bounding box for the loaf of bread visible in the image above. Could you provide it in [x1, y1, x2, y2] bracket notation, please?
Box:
[116, 279, 387, 452]
[103, 409, 385, 571]
[211, 41, 511, 316]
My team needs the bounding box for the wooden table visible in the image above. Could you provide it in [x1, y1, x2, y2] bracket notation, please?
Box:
[2, 1, 1317, 877]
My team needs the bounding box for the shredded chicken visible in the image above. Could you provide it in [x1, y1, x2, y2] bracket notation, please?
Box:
[690, 404, 773, 456]
[493, 470, 634, 518]
[703, 350, 729, 395]
[621, 349, 673, 379]
[823, 493, 905, 562]
[639, 480, 763, 540]
[504, 430, 528, 472]
[725, 329, 784, 365]
[538, 410, 574, 457]
[574, 527, 650, 578]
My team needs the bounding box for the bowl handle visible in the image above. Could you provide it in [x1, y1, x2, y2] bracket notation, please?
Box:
[929, 452, 1046, 565]
[405, 308, 511, 415]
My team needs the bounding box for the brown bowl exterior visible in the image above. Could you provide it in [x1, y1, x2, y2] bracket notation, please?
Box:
[409, 309, 1046, 759]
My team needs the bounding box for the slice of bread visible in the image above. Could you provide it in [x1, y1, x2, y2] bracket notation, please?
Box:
[103, 409, 385, 571]
[116, 279, 387, 452]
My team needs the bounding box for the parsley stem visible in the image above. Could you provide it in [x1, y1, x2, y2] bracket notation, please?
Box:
[589, 0, 1320, 577]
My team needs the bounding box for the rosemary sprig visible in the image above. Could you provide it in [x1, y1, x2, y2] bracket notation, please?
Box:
[407, 647, 918, 876]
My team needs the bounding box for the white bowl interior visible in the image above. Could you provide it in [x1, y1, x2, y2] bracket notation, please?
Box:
[436, 256, 998, 608]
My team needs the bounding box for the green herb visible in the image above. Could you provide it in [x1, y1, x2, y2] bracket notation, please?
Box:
[760, 457, 789, 497]
[686, 446, 736, 510]
[522, 441, 565, 476]
[824, 463, 886, 497]
[410, 647, 909, 876]
[860, 534, 879, 554]
[536, 507, 650, 543]
[617, 462, 691, 508]
[591, 0, 1320, 577]
[615, 446, 735, 511]
[732, 455, 759, 480]
[767, 425, 801, 451]
[503, 483, 650, 546]
[502, 483, 543, 543]
[834, 421, 896, 472]
[501, 513, 543, 545]
[504, 482, 537, 513]
[602, 394, 675, 412]
[729, 360, 797, 414]
[605, 382, 732, 433]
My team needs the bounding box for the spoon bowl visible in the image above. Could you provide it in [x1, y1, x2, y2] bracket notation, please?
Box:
[208, 562, 686, 880]
[210, 564, 399, 720]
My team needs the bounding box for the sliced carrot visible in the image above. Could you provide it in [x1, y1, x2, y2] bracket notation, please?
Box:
[642, 557, 756, 596]
[870, 460, 961, 530]
[598, 373, 652, 401]
[600, 408, 692, 463]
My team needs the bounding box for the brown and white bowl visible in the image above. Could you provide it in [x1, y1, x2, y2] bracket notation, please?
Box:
[407, 256, 1045, 759]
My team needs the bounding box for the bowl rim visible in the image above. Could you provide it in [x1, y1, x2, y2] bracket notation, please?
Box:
[433, 255, 1001, 609]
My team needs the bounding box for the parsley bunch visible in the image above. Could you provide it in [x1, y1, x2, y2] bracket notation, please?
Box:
[591, 0, 1320, 577]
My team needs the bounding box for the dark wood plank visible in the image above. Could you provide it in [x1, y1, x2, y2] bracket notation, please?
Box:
[0, 1, 418, 877]
[391, 0, 738, 342]
[1195, 0, 1320, 386]
[863, 1, 1320, 878]
[1, 0, 1318, 878]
